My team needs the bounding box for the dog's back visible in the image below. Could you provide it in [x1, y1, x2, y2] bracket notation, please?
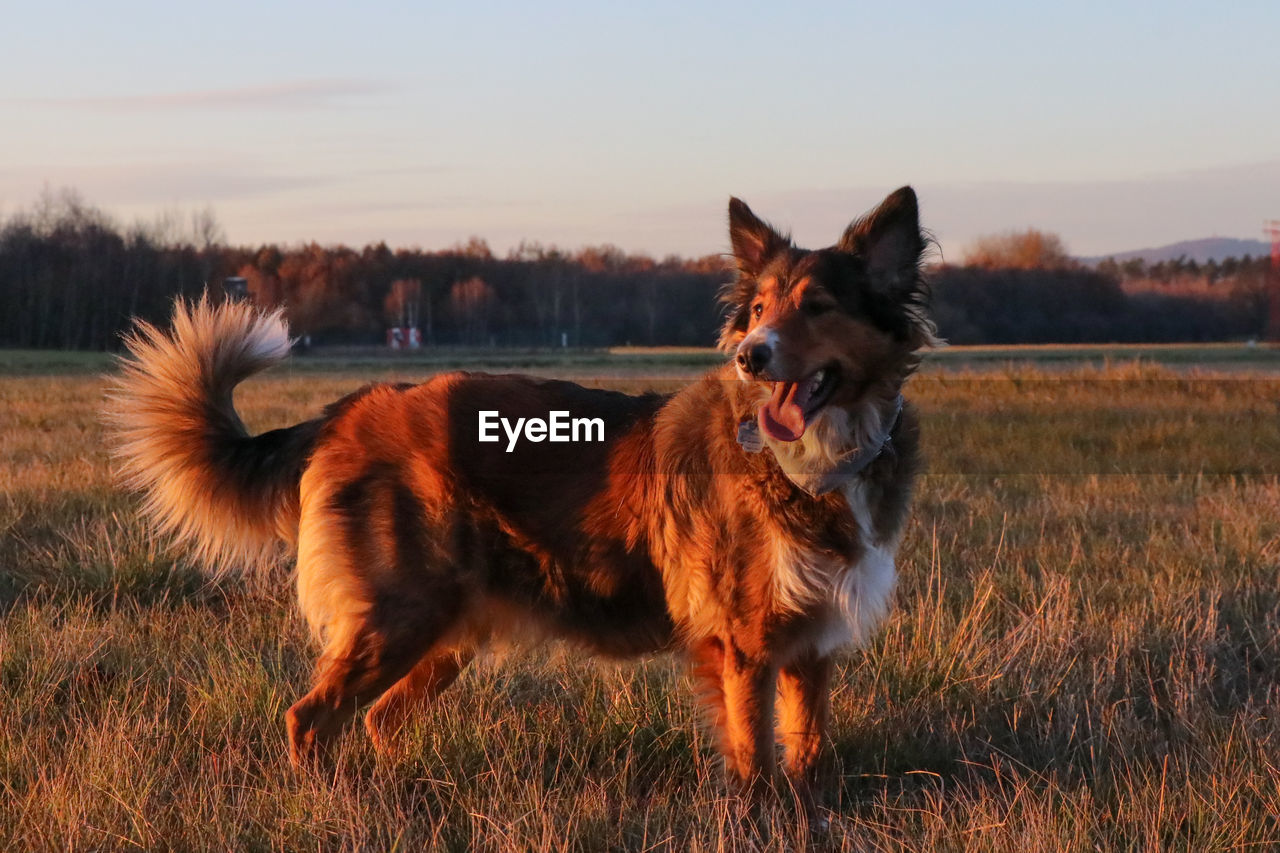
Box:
[297, 372, 678, 659]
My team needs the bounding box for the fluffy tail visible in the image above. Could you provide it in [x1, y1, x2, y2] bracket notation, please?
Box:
[106, 296, 321, 574]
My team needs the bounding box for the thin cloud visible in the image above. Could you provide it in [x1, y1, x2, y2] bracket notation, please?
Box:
[743, 161, 1280, 259]
[0, 162, 331, 205]
[29, 78, 390, 111]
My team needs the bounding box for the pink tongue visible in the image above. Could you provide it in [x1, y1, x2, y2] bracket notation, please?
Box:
[759, 381, 810, 442]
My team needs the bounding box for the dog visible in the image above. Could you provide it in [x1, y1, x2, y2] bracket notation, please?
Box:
[107, 187, 935, 812]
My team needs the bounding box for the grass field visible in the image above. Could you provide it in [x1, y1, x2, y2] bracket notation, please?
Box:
[2, 349, 1279, 850]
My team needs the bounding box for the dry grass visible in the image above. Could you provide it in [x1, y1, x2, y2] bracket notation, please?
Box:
[2, 355, 1279, 851]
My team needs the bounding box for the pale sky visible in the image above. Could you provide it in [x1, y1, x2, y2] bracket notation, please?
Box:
[2, 0, 1277, 259]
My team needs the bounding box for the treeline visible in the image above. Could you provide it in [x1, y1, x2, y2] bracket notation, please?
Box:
[0, 192, 1270, 350]
[1098, 253, 1272, 288]
[0, 194, 224, 349]
[933, 264, 1268, 344]
[233, 239, 727, 347]
[0, 192, 728, 349]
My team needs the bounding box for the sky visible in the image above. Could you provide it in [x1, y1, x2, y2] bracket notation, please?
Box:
[2, 0, 1278, 260]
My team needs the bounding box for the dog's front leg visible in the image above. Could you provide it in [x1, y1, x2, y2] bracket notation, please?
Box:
[777, 652, 833, 820]
[719, 639, 778, 798]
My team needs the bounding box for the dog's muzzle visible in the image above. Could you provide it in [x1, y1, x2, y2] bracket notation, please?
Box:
[736, 341, 772, 376]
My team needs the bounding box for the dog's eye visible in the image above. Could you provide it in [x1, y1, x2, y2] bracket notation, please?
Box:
[751, 303, 764, 320]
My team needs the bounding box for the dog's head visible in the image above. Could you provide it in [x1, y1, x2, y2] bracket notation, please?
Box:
[719, 187, 936, 443]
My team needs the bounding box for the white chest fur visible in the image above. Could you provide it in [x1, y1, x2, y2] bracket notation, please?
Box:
[773, 480, 899, 658]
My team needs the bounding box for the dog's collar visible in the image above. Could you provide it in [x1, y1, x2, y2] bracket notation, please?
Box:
[737, 395, 904, 497]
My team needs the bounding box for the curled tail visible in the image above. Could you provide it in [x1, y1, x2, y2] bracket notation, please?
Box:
[106, 296, 321, 574]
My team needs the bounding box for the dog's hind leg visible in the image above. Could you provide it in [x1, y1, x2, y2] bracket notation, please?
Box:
[285, 605, 454, 767]
[364, 646, 473, 752]
[288, 458, 468, 766]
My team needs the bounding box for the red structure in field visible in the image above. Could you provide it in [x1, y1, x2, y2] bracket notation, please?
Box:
[1267, 221, 1280, 343]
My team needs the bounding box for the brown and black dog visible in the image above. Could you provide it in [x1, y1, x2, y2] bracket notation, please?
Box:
[108, 187, 935, 811]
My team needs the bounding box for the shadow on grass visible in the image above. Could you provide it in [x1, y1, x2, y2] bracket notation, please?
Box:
[828, 586, 1280, 821]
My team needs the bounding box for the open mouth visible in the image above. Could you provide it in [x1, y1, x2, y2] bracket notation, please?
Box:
[758, 363, 840, 442]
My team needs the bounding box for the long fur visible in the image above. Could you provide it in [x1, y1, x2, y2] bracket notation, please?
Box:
[108, 189, 933, 808]
[105, 295, 320, 574]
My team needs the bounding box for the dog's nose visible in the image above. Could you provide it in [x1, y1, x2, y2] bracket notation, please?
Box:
[736, 342, 772, 376]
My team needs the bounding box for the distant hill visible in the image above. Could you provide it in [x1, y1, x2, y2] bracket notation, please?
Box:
[1082, 237, 1272, 266]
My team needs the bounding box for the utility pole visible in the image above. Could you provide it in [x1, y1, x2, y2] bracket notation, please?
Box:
[1266, 221, 1280, 343]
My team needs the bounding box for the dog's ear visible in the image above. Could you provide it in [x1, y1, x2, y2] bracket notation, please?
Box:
[837, 186, 924, 295]
[720, 198, 788, 351]
[728, 197, 789, 277]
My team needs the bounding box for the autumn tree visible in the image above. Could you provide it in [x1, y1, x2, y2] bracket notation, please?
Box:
[385, 278, 423, 328]
[963, 229, 1075, 270]
[450, 236, 493, 260]
[449, 276, 496, 345]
